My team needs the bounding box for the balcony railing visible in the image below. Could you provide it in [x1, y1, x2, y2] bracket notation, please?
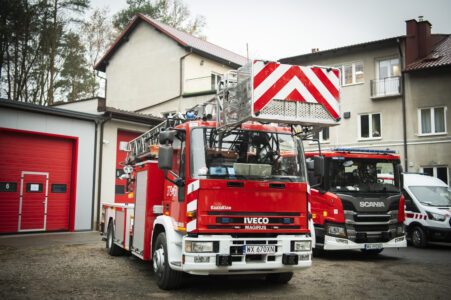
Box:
[370, 76, 401, 98]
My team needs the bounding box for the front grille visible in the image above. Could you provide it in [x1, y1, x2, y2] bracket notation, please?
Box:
[354, 225, 389, 232]
[208, 211, 300, 216]
[354, 214, 390, 222]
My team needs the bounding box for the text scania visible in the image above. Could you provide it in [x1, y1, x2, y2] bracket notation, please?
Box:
[244, 217, 269, 224]
[359, 202, 385, 208]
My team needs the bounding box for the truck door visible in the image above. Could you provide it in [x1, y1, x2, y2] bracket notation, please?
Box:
[19, 172, 48, 231]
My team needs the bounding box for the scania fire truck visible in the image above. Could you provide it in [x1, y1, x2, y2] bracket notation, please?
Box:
[100, 60, 341, 289]
[305, 148, 407, 253]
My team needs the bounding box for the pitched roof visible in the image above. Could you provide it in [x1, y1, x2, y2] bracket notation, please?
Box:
[280, 36, 404, 63]
[405, 35, 451, 72]
[95, 14, 248, 72]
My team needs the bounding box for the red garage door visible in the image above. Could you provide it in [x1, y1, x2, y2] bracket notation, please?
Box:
[0, 129, 76, 233]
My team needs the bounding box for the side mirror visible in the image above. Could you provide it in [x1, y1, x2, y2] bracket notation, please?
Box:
[159, 130, 175, 145]
[313, 155, 325, 177]
[158, 146, 173, 170]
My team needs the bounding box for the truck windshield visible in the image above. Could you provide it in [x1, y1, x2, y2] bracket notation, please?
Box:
[327, 158, 400, 193]
[409, 186, 451, 207]
[190, 127, 306, 182]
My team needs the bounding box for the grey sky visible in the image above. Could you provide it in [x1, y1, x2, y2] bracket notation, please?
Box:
[91, 0, 451, 60]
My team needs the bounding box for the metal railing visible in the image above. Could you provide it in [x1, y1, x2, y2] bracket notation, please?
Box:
[371, 76, 401, 98]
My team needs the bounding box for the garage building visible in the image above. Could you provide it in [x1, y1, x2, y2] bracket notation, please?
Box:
[0, 99, 100, 233]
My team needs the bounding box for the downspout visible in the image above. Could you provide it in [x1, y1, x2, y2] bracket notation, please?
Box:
[91, 119, 98, 230]
[397, 38, 408, 171]
[179, 50, 192, 111]
[96, 112, 112, 230]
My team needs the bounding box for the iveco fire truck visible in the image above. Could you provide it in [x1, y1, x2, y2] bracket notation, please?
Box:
[100, 60, 341, 289]
[305, 148, 406, 253]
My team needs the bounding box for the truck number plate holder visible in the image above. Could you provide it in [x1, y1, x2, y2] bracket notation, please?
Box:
[244, 245, 276, 254]
[364, 243, 383, 250]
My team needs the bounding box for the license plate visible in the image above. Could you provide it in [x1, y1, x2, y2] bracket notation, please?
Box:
[244, 245, 276, 254]
[365, 243, 383, 250]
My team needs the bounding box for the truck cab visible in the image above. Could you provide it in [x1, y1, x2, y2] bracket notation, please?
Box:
[402, 173, 451, 247]
[306, 149, 407, 253]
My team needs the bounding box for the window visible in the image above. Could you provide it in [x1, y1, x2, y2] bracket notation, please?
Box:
[359, 113, 381, 139]
[26, 183, 43, 193]
[51, 184, 67, 193]
[419, 106, 447, 135]
[0, 182, 17, 192]
[339, 62, 364, 85]
[373, 58, 401, 97]
[211, 73, 222, 90]
[377, 58, 400, 79]
[115, 185, 125, 195]
[313, 128, 330, 143]
[422, 166, 449, 185]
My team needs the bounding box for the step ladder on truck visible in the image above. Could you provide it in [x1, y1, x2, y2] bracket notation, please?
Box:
[100, 60, 341, 290]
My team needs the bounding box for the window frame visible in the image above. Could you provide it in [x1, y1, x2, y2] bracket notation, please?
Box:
[211, 73, 222, 91]
[338, 61, 364, 86]
[358, 112, 382, 140]
[376, 57, 400, 79]
[309, 127, 330, 144]
[417, 106, 447, 136]
[421, 166, 449, 186]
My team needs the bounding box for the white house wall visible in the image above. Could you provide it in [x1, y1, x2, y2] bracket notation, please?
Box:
[99, 120, 150, 205]
[0, 107, 96, 231]
[106, 22, 187, 112]
[183, 53, 233, 93]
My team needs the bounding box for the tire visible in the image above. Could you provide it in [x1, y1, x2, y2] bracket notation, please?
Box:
[360, 248, 384, 254]
[153, 232, 183, 290]
[265, 272, 293, 284]
[106, 221, 124, 256]
[411, 226, 428, 248]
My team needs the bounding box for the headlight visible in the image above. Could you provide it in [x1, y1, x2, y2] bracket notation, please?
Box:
[185, 241, 217, 253]
[326, 224, 346, 237]
[291, 241, 312, 252]
[426, 211, 446, 222]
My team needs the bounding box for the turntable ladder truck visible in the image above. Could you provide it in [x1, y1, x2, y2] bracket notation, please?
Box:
[100, 60, 341, 289]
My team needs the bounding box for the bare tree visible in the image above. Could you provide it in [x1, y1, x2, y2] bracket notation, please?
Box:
[79, 7, 118, 98]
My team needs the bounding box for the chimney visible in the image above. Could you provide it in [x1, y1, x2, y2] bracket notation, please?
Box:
[405, 17, 433, 65]
[311, 48, 319, 53]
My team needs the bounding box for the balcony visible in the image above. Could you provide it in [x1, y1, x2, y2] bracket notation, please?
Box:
[370, 76, 401, 99]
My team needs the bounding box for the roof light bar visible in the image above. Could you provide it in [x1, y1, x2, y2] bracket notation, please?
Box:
[333, 148, 396, 154]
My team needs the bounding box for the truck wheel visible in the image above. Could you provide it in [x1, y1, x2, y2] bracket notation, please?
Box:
[411, 226, 427, 248]
[360, 249, 384, 254]
[265, 272, 293, 284]
[153, 232, 183, 290]
[106, 221, 124, 256]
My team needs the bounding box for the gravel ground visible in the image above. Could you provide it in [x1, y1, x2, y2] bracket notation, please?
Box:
[1, 242, 451, 299]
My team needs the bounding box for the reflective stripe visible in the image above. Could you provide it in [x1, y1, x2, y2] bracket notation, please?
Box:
[187, 220, 197, 232]
[187, 180, 200, 194]
[187, 200, 197, 212]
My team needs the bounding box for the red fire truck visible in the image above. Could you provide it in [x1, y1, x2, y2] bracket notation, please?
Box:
[305, 148, 406, 254]
[100, 60, 341, 289]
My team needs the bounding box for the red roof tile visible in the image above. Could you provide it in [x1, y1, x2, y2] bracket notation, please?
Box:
[405, 35, 451, 71]
[95, 14, 248, 72]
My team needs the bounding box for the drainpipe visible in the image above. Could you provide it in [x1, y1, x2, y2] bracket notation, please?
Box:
[96, 112, 112, 230]
[397, 38, 408, 171]
[90, 119, 98, 230]
[179, 50, 192, 111]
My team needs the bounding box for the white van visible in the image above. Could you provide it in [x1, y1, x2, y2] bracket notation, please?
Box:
[402, 173, 451, 247]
